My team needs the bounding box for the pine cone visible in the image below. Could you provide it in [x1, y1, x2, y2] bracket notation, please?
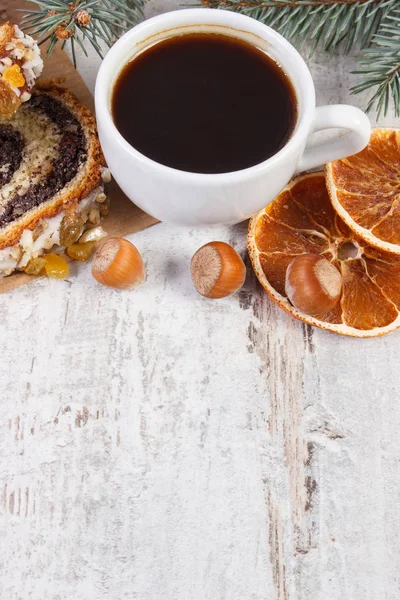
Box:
[75, 10, 91, 27]
[55, 23, 73, 40]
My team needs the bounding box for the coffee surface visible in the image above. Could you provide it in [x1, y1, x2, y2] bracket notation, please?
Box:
[112, 33, 297, 174]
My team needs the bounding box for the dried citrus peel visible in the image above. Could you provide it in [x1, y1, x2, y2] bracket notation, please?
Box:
[248, 172, 400, 337]
[326, 128, 400, 254]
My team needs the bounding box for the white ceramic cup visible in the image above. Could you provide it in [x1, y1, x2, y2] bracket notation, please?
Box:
[95, 8, 371, 226]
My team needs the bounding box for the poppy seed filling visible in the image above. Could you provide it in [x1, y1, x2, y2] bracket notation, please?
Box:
[0, 125, 23, 186]
[0, 93, 87, 228]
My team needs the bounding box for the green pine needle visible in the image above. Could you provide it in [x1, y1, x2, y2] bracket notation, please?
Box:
[352, 5, 400, 117]
[201, 0, 396, 53]
[22, 0, 144, 66]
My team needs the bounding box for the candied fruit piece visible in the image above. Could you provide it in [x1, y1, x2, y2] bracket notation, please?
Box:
[59, 213, 84, 247]
[0, 79, 21, 119]
[43, 253, 69, 279]
[2, 64, 25, 88]
[67, 241, 96, 261]
[79, 226, 107, 244]
[98, 196, 111, 217]
[88, 207, 101, 225]
[95, 192, 107, 204]
[23, 257, 46, 275]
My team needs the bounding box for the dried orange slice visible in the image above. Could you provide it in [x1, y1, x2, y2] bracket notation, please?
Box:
[247, 172, 400, 337]
[326, 128, 400, 254]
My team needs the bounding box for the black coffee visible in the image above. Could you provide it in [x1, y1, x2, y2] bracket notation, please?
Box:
[112, 33, 297, 174]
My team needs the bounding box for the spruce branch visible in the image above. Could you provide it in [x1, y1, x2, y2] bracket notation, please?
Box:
[352, 5, 400, 117]
[200, 0, 396, 52]
[21, 0, 145, 66]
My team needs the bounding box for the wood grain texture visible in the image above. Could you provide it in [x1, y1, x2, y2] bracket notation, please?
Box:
[1, 2, 400, 599]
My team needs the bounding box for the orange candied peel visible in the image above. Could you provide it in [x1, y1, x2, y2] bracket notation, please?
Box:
[247, 172, 400, 337]
[2, 64, 25, 88]
[0, 79, 21, 119]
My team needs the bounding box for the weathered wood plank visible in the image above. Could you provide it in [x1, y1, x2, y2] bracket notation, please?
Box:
[1, 219, 400, 599]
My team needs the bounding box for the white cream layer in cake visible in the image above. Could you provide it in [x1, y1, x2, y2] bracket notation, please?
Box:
[0, 183, 107, 277]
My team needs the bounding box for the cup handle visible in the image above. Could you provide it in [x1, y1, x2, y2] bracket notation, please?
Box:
[296, 105, 371, 173]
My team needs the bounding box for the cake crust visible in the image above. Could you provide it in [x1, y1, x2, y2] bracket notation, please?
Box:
[0, 22, 15, 54]
[0, 83, 106, 250]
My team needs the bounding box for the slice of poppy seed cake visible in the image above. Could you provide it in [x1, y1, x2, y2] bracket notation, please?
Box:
[0, 83, 111, 277]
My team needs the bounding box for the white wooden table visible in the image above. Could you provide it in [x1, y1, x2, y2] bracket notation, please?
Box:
[1, 4, 399, 599]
